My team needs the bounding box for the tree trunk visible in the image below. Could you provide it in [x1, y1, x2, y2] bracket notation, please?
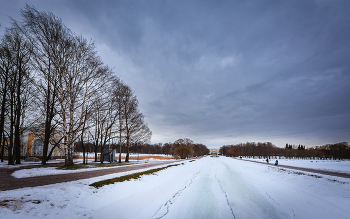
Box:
[42, 66, 55, 165]
[118, 142, 122, 163]
[0, 133, 4, 162]
[8, 89, 15, 165]
[14, 60, 23, 165]
[81, 133, 85, 164]
[46, 144, 57, 162]
[83, 145, 86, 164]
[0, 71, 9, 163]
[125, 136, 130, 162]
[100, 143, 104, 164]
[42, 121, 50, 165]
[14, 106, 21, 164]
[94, 143, 98, 162]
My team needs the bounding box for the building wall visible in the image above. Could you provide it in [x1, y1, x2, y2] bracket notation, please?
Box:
[1, 132, 64, 157]
[27, 133, 34, 155]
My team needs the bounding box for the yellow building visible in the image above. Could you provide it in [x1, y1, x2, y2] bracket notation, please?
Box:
[1, 131, 64, 158]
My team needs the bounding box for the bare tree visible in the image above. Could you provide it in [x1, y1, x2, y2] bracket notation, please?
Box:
[114, 82, 128, 163]
[119, 86, 138, 162]
[15, 5, 70, 164]
[0, 28, 32, 164]
[0, 34, 13, 162]
[87, 77, 120, 164]
[57, 35, 111, 166]
[112, 82, 152, 162]
[1, 6, 153, 166]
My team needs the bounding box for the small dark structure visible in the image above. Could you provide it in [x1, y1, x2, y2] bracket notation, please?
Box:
[103, 149, 116, 162]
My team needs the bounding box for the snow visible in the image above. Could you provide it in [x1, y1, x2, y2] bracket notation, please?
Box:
[1, 156, 349, 219]
[243, 157, 350, 174]
[1, 158, 167, 178]
[0, 159, 62, 169]
[74, 152, 173, 158]
[11, 160, 155, 178]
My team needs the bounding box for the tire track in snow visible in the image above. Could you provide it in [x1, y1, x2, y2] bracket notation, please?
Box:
[214, 169, 236, 219]
[264, 189, 296, 219]
[151, 169, 202, 219]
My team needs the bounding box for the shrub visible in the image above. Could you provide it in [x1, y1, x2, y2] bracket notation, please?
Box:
[173, 145, 194, 159]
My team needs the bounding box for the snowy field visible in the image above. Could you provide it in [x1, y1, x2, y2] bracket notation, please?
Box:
[74, 152, 173, 159]
[242, 157, 350, 174]
[0, 153, 173, 170]
[0, 159, 63, 169]
[10, 160, 156, 178]
[1, 156, 349, 219]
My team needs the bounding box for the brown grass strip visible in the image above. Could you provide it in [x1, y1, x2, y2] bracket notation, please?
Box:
[89, 163, 182, 188]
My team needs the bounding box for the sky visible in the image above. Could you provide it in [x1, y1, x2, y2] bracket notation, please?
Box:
[1, 0, 349, 148]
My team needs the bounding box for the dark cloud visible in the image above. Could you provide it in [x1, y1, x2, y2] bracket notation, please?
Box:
[1, 0, 349, 147]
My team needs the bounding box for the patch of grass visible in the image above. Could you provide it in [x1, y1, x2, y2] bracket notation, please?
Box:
[0, 199, 42, 211]
[57, 162, 132, 170]
[93, 162, 132, 168]
[278, 168, 323, 179]
[90, 164, 181, 188]
[189, 160, 196, 162]
[308, 174, 322, 178]
[287, 170, 323, 179]
[328, 179, 349, 184]
[57, 164, 91, 170]
[293, 171, 306, 176]
[0, 199, 12, 207]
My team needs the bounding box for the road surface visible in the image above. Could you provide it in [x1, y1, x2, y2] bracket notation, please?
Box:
[86, 157, 350, 219]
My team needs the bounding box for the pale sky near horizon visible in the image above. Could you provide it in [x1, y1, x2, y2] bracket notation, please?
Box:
[1, 0, 349, 148]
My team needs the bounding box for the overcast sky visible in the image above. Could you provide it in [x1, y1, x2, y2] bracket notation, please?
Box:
[1, 0, 349, 148]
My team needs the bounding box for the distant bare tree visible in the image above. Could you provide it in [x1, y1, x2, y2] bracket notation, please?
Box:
[119, 86, 152, 162]
[174, 138, 194, 147]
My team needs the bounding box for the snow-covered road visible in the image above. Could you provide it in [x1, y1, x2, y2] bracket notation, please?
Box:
[85, 157, 350, 219]
[150, 158, 288, 219]
[1, 156, 349, 219]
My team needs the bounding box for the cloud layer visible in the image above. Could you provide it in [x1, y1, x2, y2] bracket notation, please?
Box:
[1, 0, 349, 147]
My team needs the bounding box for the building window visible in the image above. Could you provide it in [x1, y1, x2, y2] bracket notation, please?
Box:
[33, 139, 43, 155]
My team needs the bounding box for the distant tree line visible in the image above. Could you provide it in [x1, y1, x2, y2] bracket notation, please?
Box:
[285, 144, 305, 150]
[0, 5, 151, 166]
[75, 138, 210, 159]
[221, 142, 350, 160]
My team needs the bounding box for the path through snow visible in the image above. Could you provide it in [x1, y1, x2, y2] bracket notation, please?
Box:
[84, 157, 350, 219]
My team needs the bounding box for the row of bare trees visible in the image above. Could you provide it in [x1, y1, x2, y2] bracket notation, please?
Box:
[129, 140, 209, 157]
[75, 138, 210, 159]
[221, 142, 350, 160]
[0, 5, 151, 166]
